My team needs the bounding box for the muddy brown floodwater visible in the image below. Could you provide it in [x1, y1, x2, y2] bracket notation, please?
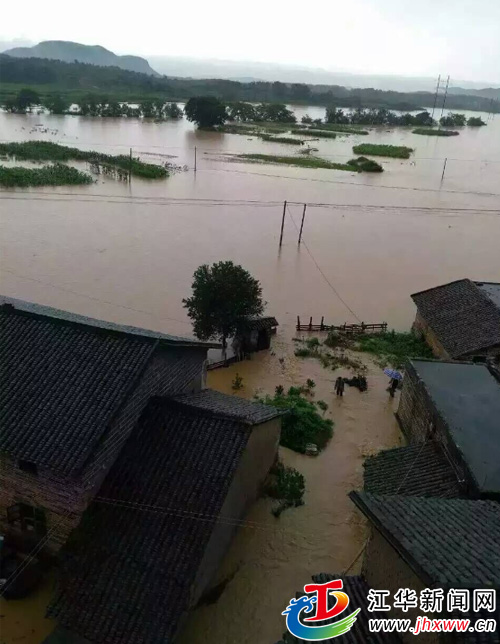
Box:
[180, 341, 403, 644]
[0, 106, 499, 643]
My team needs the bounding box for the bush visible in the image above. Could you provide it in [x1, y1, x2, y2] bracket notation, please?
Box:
[264, 461, 305, 517]
[348, 156, 384, 172]
[355, 331, 433, 367]
[467, 117, 486, 126]
[257, 386, 334, 453]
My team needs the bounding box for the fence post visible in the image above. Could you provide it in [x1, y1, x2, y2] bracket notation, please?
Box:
[320, 316, 324, 331]
[194, 146, 197, 173]
[309, 317, 313, 331]
[297, 316, 300, 330]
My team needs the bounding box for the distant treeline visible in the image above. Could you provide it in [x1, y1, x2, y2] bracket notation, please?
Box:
[1, 54, 498, 113]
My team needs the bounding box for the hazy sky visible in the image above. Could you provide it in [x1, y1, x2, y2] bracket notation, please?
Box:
[2, 0, 499, 82]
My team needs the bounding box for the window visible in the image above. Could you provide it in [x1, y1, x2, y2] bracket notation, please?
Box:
[7, 503, 46, 536]
[18, 459, 38, 475]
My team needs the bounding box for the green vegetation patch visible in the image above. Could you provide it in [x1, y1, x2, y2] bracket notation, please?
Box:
[264, 461, 305, 517]
[348, 156, 384, 172]
[0, 163, 93, 187]
[294, 336, 367, 371]
[292, 128, 337, 139]
[352, 143, 413, 159]
[257, 385, 333, 454]
[237, 153, 357, 172]
[260, 134, 304, 145]
[0, 141, 168, 179]
[412, 128, 459, 137]
[349, 330, 434, 367]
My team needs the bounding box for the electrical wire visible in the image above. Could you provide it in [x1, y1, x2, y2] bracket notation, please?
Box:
[286, 204, 362, 322]
[1, 193, 498, 215]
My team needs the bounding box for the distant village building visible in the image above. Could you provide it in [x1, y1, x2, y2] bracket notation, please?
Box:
[236, 316, 278, 353]
[0, 296, 284, 642]
[395, 359, 500, 499]
[350, 493, 500, 644]
[411, 279, 500, 361]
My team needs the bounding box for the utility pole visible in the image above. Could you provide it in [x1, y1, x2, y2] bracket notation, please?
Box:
[431, 74, 441, 120]
[298, 203, 307, 244]
[129, 147, 132, 182]
[441, 157, 448, 182]
[194, 146, 197, 173]
[279, 200, 287, 247]
[440, 75, 450, 120]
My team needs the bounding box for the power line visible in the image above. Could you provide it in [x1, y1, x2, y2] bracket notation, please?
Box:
[285, 203, 362, 323]
[1, 193, 499, 215]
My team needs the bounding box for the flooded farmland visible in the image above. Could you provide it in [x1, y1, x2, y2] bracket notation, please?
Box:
[1, 106, 499, 643]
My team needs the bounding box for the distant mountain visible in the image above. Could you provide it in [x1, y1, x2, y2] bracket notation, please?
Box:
[147, 55, 500, 93]
[448, 86, 500, 101]
[4, 40, 159, 76]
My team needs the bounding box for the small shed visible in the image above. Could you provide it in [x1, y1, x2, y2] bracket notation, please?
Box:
[411, 279, 500, 361]
[235, 316, 278, 354]
[396, 359, 500, 499]
[350, 492, 500, 644]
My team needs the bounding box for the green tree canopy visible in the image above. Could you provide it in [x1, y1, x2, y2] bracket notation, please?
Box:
[184, 96, 227, 128]
[183, 261, 264, 346]
[46, 94, 69, 114]
[16, 88, 40, 112]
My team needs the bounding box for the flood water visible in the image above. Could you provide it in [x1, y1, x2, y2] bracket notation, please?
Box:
[0, 107, 499, 643]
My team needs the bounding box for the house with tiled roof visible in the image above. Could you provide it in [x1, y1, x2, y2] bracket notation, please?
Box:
[411, 279, 500, 361]
[349, 493, 500, 643]
[0, 296, 285, 642]
[363, 442, 461, 499]
[394, 359, 500, 500]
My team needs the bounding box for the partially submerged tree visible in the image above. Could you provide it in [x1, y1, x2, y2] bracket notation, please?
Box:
[184, 96, 227, 128]
[183, 261, 264, 347]
[46, 94, 69, 114]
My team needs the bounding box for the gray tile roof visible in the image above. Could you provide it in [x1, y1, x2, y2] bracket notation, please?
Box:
[0, 304, 156, 474]
[275, 574, 401, 644]
[173, 388, 286, 424]
[350, 492, 500, 588]
[411, 279, 500, 358]
[0, 295, 219, 347]
[239, 316, 279, 331]
[477, 282, 500, 309]
[48, 397, 253, 643]
[363, 442, 461, 498]
[409, 359, 500, 496]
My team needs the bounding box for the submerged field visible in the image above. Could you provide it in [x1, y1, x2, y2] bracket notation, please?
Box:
[0, 141, 169, 179]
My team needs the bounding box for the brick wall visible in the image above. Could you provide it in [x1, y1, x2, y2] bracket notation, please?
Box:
[0, 345, 207, 553]
[396, 362, 469, 493]
[412, 313, 451, 360]
[363, 528, 439, 644]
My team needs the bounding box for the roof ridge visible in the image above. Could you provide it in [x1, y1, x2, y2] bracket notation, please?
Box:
[0, 295, 217, 347]
[410, 278, 472, 299]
